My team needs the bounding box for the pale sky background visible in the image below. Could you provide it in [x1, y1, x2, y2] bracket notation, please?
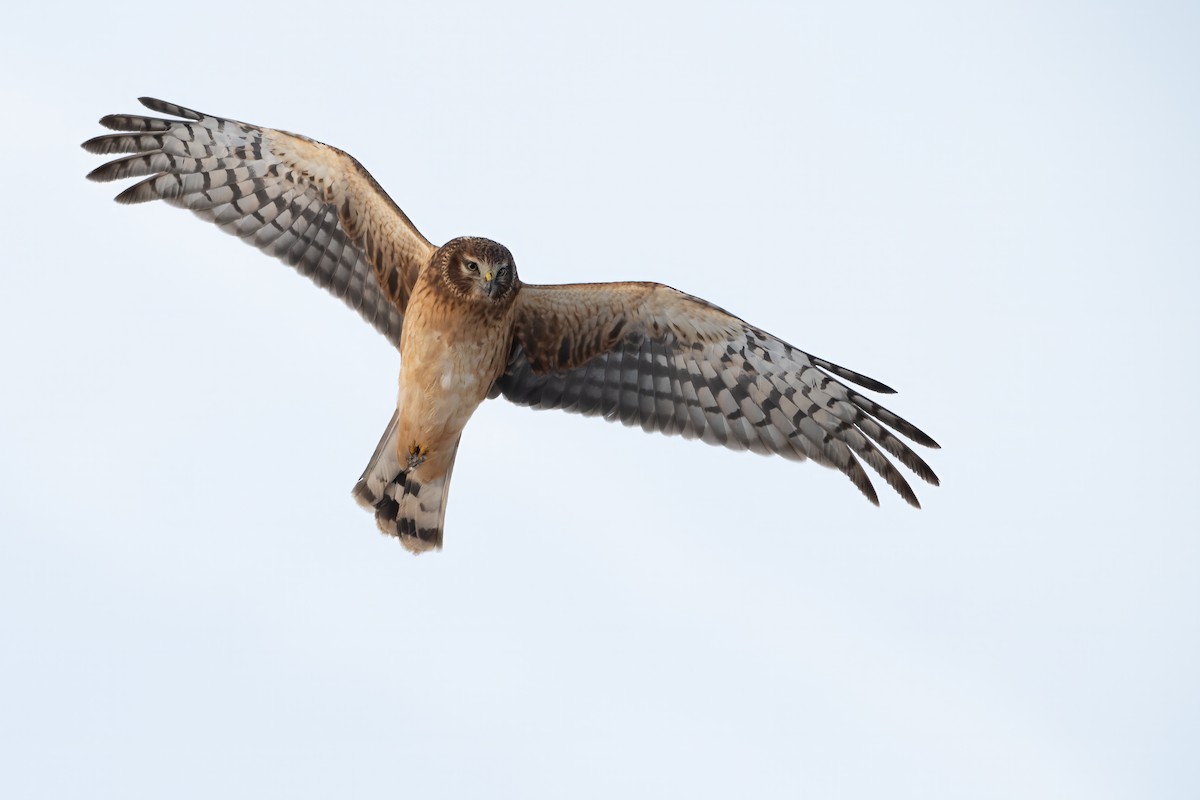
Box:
[2, 1, 1197, 798]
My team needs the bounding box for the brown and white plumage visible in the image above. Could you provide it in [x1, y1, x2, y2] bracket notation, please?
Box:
[84, 97, 426, 343]
[85, 98, 940, 553]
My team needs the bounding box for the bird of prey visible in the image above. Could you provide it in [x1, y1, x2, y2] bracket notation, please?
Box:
[84, 98, 940, 553]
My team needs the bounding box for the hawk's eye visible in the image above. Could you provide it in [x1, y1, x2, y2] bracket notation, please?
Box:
[465, 261, 479, 273]
[497, 266, 510, 277]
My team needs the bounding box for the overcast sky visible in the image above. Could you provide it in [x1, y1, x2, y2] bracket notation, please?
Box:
[2, 1, 1197, 798]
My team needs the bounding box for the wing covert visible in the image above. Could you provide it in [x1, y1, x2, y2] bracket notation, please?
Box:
[83, 97, 436, 345]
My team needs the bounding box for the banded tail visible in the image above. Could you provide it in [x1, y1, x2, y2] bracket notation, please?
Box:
[352, 411, 459, 553]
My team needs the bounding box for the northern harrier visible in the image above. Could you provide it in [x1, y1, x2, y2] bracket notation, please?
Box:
[84, 98, 940, 553]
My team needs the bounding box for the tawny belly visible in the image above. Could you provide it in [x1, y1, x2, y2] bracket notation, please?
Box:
[396, 337, 496, 476]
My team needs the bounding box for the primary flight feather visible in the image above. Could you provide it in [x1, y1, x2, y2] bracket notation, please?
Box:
[84, 97, 940, 553]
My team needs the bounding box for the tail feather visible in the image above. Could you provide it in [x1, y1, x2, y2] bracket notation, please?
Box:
[352, 411, 458, 554]
[372, 468, 455, 552]
[353, 411, 402, 508]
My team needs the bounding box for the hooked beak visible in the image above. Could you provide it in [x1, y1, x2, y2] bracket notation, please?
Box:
[483, 271, 495, 296]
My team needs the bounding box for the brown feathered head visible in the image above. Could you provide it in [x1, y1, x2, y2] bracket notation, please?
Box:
[433, 237, 519, 305]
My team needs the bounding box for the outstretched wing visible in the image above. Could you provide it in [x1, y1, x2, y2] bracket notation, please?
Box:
[493, 282, 940, 507]
[83, 98, 435, 344]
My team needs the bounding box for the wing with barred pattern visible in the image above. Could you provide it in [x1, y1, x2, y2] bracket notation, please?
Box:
[494, 282, 940, 507]
[83, 97, 433, 344]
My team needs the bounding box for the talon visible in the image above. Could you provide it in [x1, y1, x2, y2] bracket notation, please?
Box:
[406, 442, 428, 470]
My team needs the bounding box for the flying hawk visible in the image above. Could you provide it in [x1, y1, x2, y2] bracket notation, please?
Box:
[84, 98, 940, 553]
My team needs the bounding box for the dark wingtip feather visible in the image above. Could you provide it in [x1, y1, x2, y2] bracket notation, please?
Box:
[908, 453, 940, 486]
[139, 97, 204, 120]
[849, 389, 940, 450]
[98, 113, 172, 133]
[113, 176, 161, 204]
[892, 465, 923, 507]
[82, 132, 166, 156]
[905, 426, 940, 450]
[859, 377, 897, 394]
[811, 356, 898, 394]
[98, 113, 128, 131]
[87, 153, 141, 183]
[843, 453, 880, 507]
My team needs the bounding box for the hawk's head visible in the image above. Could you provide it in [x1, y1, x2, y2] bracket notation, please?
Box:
[436, 237, 519, 305]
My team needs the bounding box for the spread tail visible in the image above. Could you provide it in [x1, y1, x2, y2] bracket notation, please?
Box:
[352, 411, 459, 554]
